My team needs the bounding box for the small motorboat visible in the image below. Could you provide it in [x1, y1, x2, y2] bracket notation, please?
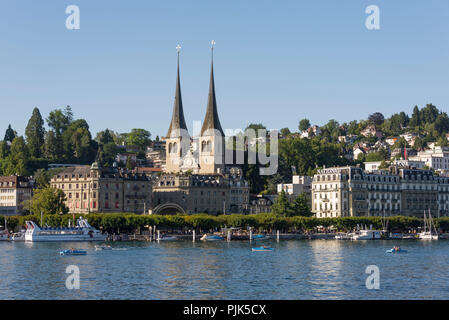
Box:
[386, 247, 407, 254]
[252, 234, 269, 240]
[252, 246, 274, 252]
[95, 244, 112, 250]
[60, 249, 87, 256]
[200, 234, 224, 241]
[157, 235, 177, 241]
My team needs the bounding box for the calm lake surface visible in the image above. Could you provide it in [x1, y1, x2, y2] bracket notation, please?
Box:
[1, 239, 448, 299]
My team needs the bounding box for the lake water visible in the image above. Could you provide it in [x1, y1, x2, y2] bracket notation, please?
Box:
[0, 239, 448, 299]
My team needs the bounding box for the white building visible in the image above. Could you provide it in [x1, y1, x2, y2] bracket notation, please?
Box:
[0, 176, 32, 216]
[277, 175, 312, 196]
[364, 160, 425, 173]
[409, 146, 449, 171]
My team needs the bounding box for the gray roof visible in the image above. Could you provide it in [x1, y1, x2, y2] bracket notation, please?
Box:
[201, 55, 224, 136]
[166, 54, 188, 138]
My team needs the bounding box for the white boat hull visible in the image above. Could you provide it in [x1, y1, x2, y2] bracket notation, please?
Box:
[25, 234, 106, 242]
[24, 218, 106, 242]
[418, 232, 438, 240]
[351, 230, 382, 240]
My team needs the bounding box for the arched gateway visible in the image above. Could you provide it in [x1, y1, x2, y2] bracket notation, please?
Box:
[152, 203, 186, 215]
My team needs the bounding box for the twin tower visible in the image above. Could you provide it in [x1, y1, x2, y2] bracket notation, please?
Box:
[164, 45, 225, 175]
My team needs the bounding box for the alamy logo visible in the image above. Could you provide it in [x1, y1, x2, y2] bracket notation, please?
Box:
[66, 5, 80, 30]
[365, 265, 380, 290]
[65, 265, 80, 290]
[365, 5, 380, 30]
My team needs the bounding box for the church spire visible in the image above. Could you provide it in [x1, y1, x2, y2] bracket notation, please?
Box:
[201, 40, 224, 136]
[166, 45, 188, 138]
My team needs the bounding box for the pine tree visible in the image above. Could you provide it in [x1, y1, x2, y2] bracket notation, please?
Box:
[4, 124, 16, 143]
[271, 190, 291, 216]
[4, 136, 29, 176]
[291, 194, 312, 217]
[25, 107, 46, 158]
[43, 130, 59, 161]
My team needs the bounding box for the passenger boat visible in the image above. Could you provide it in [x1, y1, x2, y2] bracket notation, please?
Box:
[252, 246, 274, 252]
[60, 249, 87, 256]
[200, 234, 224, 241]
[25, 217, 106, 242]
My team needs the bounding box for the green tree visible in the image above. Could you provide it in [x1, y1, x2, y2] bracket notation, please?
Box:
[126, 156, 135, 170]
[290, 193, 312, 217]
[368, 112, 385, 126]
[62, 119, 97, 163]
[27, 187, 69, 215]
[96, 129, 115, 145]
[298, 119, 311, 132]
[25, 107, 46, 158]
[280, 127, 291, 137]
[3, 137, 30, 176]
[33, 168, 64, 188]
[0, 141, 8, 159]
[271, 190, 291, 216]
[409, 105, 420, 129]
[43, 130, 60, 161]
[126, 129, 151, 151]
[4, 124, 17, 143]
[46, 107, 73, 160]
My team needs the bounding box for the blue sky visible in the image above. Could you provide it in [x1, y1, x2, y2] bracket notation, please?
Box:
[1, 0, 448, 138]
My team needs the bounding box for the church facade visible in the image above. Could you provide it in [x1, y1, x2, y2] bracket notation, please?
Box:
[152, 46, 249, 215]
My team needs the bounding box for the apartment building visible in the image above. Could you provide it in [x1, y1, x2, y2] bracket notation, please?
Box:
[0, 176, 32, 215]
[50, 162, 152, 214]
[312, 166, 448, 218]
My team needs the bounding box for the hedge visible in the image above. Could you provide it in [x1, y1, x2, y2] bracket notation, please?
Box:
[1, 213, 445, 234]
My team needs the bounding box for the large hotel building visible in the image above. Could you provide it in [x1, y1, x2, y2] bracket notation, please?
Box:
[312, 166, 449, 218]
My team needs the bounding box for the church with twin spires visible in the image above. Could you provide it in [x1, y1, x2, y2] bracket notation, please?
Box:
[152, 44, 249, 215]
[163, 44, 225, 175]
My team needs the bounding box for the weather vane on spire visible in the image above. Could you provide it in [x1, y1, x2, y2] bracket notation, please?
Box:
[176, 44, 181, 53]
[211, 40, 215, 50]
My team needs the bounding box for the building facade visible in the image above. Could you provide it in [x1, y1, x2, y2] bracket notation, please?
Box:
[0, 176, 32, 216]
[409, 146, 449, 172]
[51, 163, 152, 214]
[153, 174, 249, 214]
[311, 166, 449, 218]
[153, 46, 250, 214]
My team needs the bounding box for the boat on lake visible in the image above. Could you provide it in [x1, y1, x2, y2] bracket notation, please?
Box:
[95, 244, 112, 250]
[418, 211, 439, 240]
[200, 234, 224, 241]
[25, 217, 106, 242]
[335, 233, 352, 240]
[252, 234, 269, 240]
[0, 229, 10, 241]
[157, 235, 177, 241]
[386, 246, 408, 254]
[60, 249, 87, 256]
[252, 246, 274, 252]
[12, 230, 26, 241]
[351, 229, 382, 240]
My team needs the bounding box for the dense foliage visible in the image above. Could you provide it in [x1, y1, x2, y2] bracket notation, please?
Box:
[3, 213, 449, 234]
